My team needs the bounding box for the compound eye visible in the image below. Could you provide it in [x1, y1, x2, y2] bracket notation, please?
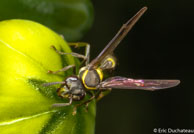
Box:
[65, 77, 78, 87]
[66, 77, 78, 82]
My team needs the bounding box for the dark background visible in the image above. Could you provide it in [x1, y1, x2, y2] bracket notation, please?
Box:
[82, 0, 194, 134]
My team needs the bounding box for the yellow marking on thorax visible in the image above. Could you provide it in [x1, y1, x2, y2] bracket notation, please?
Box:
[96, 68, 103, 81]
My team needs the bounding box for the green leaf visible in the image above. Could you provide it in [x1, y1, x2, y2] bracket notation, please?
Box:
[0, 0, 94, 41]
[0, 19, 96, 134]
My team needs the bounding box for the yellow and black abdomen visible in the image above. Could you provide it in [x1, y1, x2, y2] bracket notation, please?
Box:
[100, 55, 116, 70]
[79, 67, 103, 90]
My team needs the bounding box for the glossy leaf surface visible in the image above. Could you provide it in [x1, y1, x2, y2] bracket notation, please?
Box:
[0, 19, 95, 134]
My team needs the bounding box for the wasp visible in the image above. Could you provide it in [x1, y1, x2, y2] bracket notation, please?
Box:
[43, 7, 180, 110]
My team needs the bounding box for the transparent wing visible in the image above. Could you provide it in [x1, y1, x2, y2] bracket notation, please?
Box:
[99, 76, 180, 91]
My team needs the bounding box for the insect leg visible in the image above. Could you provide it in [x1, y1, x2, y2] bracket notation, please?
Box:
[51, 45, 86, 59]
[51, 43, 90, 64]
[96, 88, 112, 101]
[48, 65, 75, 74]
[52, 96, 73, 107]
[42, 81, 66, 87]
[72, 91, 100, 115]
[68, 42, 90, 65]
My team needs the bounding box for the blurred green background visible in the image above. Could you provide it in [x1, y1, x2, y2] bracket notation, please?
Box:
[0, 0, 94, 41]
[82, 0, 194, 134]
[0, 0, 193, 134]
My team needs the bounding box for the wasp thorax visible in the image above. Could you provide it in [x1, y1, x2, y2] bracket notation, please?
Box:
[79, 67, 103, 90]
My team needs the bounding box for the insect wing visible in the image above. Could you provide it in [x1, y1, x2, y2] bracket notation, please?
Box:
[99, 76, 180, 91]
[88, 7, 147, 69]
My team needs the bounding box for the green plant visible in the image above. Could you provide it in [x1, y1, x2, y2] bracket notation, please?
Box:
[0, 19, 95, 134]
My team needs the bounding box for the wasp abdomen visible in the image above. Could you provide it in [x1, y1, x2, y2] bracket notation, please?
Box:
[100, 55, 116, 70]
